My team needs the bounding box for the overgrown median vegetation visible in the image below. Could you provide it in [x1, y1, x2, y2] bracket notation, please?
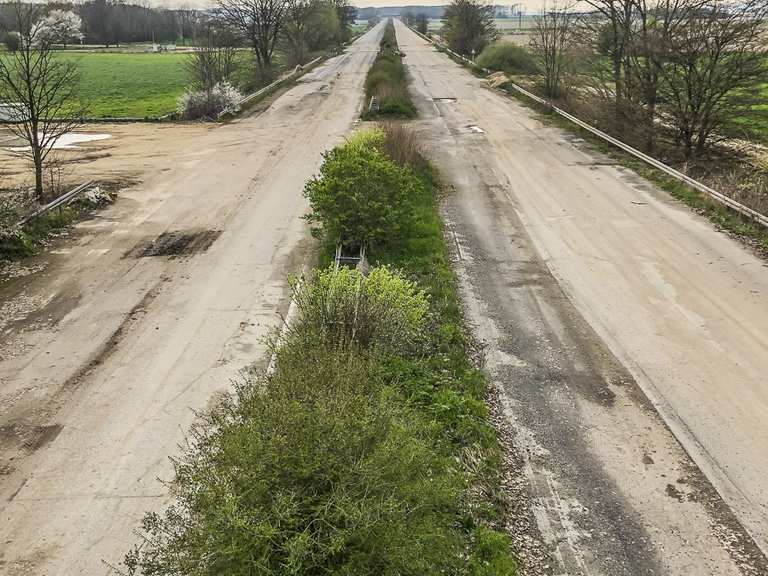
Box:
[124, 125, 516, 575]
[362, 20, 416, 118]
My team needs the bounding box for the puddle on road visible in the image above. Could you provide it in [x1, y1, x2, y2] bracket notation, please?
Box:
[7, 132, 112, 152]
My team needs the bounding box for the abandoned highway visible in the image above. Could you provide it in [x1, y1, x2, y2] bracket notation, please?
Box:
[1, 16, 768, 576]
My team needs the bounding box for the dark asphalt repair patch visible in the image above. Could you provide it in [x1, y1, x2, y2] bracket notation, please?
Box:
[126, 229, 222, 259]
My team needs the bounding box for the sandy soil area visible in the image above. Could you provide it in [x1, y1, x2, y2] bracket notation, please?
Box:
[1, 122, 214, 192]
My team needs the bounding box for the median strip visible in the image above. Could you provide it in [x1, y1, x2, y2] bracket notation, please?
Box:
[123, 124, 518, 575]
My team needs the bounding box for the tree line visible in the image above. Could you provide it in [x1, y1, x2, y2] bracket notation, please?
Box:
[436, 0, 767, 160]
[531, 0, 768, 159]
[1, 1, 195, 46]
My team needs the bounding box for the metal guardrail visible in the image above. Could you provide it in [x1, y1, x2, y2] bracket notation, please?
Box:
[406, 24, 768, 229]
[18, 180, 95, 226]
[220, 55, 325, 119]
[222, 30, 370, 119]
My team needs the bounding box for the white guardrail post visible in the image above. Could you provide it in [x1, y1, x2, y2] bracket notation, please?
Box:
[407, 24, 768, 229]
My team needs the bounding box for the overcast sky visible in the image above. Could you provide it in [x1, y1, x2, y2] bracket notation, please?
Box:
[146, 0, 540, 12]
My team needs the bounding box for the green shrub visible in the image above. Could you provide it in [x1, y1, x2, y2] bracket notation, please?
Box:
[476, 43, 538, 75]
[0, 206, 77, 260]
[303, 128, 422, 249]
[363, 20, 416, 119]
[125, 353, 467, 576]
[286, 265, 429, 355]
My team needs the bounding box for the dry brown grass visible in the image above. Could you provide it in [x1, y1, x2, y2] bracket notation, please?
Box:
[380, 121, 427, 171]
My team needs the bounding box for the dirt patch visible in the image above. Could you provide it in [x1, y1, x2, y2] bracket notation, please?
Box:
[0, 422, 63, 454]
[125, 229, 222, 259]
[0, 123, 214, 190]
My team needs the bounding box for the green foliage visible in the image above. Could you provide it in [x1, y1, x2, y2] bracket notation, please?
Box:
[124, 125, 518, 576]
[470, 527, 520, 576]
[363, 20, 416, 119]
[442, 0, 499, 57]
[287, 265, 429, 355]
[303, 128, 421, 248]
[125, 352, 466, 576]
[476, 43, 538, 75]
[0, 206, 76, 260]
[306, 2, 342, 51]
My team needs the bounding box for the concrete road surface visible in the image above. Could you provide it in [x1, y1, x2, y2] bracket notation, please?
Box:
[394, 20, 768, 576]
[0, 24, 383, 575]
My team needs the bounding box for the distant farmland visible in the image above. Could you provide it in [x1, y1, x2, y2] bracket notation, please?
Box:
[56, 52, 189, 118]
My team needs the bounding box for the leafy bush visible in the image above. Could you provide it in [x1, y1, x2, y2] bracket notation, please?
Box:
[287, 265, 429, 355]
[176, 81, 242, 120]
[303, 128, 421, 249]
[125, 353, 466, 576]
[363, 21, 416, 118]
[476, 43, 539, 75]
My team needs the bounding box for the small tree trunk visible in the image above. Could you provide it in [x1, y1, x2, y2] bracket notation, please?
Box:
[613, 57, 622, 102]
[34, 151, 44, 203]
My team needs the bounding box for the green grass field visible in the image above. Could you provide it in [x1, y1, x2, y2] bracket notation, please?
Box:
[57, 52, 189, 118]
[747, 84, 768, 145]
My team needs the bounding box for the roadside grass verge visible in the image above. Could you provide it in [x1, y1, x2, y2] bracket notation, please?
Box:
[362, 21, 416, 119]
[124, 126, 517, 575]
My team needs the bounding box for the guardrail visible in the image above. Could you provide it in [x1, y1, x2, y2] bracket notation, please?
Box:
[222, 30, 369, 119]
[18, 181, 95, 226]
[405, 23, 768, 229]
[229, 55, 325, 116]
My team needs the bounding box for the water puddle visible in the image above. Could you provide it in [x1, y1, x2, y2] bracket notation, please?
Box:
[7, 132, 111, 151]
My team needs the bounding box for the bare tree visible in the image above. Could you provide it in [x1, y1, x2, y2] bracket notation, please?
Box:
[659, 0, 768, 158]
[217, 0, 289, 76]
[442, 0, 498, 58]
[282, 0, 316, 65]
[531, 2, 577, 99]
[0, 1, 87, 202]
[187, 22, 240, 91]
[582, 0, 633, 104]
[625, 0, 707, 152]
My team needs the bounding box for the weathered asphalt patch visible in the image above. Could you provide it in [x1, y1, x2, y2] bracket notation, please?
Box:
[126, 229, 222, 259]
